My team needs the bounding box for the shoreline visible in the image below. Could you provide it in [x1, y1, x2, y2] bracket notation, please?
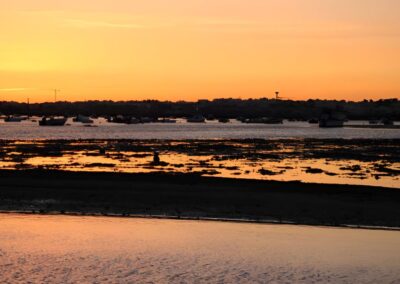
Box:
[0, 169, 399, 229]
[1, 210, 400, 232]
[1, 137, 400, 141]
[345, 125, 400, 129]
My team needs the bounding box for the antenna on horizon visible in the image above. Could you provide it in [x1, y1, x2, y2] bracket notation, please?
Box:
[54, 89, 61, 102]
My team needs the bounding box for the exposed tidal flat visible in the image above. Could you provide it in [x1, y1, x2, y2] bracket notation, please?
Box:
[0, 138, 399, 227]
[1, 214, 400, 283]
[1, 170, 400, 228]
[0, 138, 399, 187]
[0, 138, 399, 283]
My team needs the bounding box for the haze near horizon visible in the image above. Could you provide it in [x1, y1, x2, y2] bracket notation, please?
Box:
[1, 0, 399, 103]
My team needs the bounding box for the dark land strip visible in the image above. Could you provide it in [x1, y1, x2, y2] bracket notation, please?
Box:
[0, 170, 399, 229]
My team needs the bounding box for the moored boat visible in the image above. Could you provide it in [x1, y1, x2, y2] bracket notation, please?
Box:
[319, 113, 345, 128]
[243, 117, 283, 124]
[73, 114, 94, 124]
[187, 115, 206, 123]
[262, 118, 283, 124]
[381, 118, 394, 126]
[4, 116, 23, 122]
[158, 118, 177, 123]
[39, 117, 67, 126]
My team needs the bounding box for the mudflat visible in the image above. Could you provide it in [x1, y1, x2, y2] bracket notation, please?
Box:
[0, 170, 399, 228]
[1, 139, 399, 187]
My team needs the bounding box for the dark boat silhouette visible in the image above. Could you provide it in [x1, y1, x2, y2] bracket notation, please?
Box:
[244, 117, 283, 124]
[158, 118, 177, 123]
[4, 116, 23, 122]
[39, 117, 67, 126]
[187, 115, 206, 123]
[319, 113, 345, 128]
[73, 114, 94, 124]
[381, 118, 394, 126]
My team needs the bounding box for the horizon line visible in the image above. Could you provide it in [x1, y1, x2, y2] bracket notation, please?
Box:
[0, 97, 399, 104]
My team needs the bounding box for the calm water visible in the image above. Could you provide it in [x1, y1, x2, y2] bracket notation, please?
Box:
[1, 118, 400, 140]
[0, 214, 399, 283]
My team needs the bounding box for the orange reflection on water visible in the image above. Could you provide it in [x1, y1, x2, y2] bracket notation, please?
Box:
[1, 214, 400, 283]
[0, 150, 398, 188]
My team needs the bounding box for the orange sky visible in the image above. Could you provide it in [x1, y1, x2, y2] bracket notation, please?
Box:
[0, 0, 399, 102]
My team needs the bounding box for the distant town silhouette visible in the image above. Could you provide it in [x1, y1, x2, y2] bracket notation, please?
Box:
[0, 98, 398, 120]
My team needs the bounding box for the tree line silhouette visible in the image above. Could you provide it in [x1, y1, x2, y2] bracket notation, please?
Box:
[0, 98, 399, 120]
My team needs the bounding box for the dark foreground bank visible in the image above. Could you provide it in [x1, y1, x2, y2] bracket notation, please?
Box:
[0, 170, 399, 228]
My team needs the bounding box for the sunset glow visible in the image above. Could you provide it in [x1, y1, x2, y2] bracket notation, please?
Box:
[1, 0, 399, 102]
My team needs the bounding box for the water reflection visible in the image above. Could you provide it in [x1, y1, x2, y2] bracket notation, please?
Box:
[1, 214, 400, 283]
[0, 118, 400, 140]
[0, 139, 398, 188]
